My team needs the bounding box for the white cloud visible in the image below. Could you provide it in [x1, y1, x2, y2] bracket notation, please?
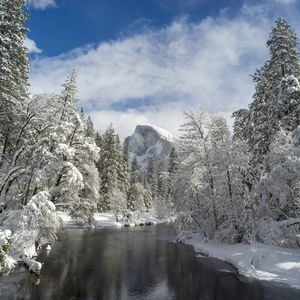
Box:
[29, 8, 271, 138]
[28, 0, 56, 9]
[273, 0, 296, 4]
[90, 104, 185, 140]
[25, 38, 42, 54]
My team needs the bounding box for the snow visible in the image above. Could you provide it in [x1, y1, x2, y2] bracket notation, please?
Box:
[58, 211, 73, 226]
[127, 124, 176, 169]
[184, 234, 300, 288]
[22, 245, 37, 258]
[0, 229, 16, 272]
[140, 124, 176, 142]
[57, 211, 166, 228]
[0, 229, 11, 247]
[22, 257, 42, 274]
[4, 256, 17, 271]
[94, 213, 123, 228]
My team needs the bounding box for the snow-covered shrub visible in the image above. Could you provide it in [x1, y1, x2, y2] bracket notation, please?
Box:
[1, 191, 61, 257]
[155, 195, 174, 219]
[0, 230, 16, 272]
[257, 218, 300, 247]
[110, 188, 127, 222]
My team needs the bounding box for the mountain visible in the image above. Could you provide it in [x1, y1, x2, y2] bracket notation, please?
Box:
[125, 124, 176, 168]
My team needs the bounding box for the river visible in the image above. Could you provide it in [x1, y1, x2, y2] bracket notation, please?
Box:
[0, 224, 299, 300]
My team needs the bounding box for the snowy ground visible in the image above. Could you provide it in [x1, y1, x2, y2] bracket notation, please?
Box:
[58, 211, 167, 228]
[183, 234, 300, 289]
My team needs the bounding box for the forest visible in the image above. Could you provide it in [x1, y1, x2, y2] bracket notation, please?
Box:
[0, 0, 300, 276]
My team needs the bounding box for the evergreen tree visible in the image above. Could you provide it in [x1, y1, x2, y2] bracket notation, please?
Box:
[47, 73, 99, 226]
[59, 69, 78, 123]
[235, 19, 300, 165]
[127, 156, 140, 211]
[146, 156, 157, 203]
[116, 135, 129, 196]
[86, 116, 95, 138]
[232, 109, 251, 141]
[0, 0, 29, 161]
[122, 138, 130, 174]
[130, 156, 139, 185]
[168, 147, 178, 175]
[98, 126, 119, 211]
[95, 131, 102, 149]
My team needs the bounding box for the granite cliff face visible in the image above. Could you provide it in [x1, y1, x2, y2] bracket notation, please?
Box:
[125, 124, 175, 167]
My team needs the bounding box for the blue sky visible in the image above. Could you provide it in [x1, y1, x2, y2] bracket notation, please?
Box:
[26, 0, 300, 138]
[27, 0, 246, 56]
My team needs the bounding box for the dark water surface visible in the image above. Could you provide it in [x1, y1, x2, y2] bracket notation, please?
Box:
[0, 225, 300, 300]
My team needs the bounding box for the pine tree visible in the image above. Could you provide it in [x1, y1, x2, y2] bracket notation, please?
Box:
[95, 131, 102, 149]
[59, 69, 78, 123]
[146, 156, 157, 203]
[0, 0, 29, 161]
[47, 73, 99, 226]
[130, 156, 139, 185]
[0, 0, 28, 111]
[116, 135, 129, 196]
[168, 147, 178, 175]
[236, 19, 300, 164]
[267, 19, 299, 82]
[122, 138, 130, 174]
[232, 109, 251, 141]
[98, 126, 119, 211]
[127, 156, 140, 211]
[86, 116, 95, 138]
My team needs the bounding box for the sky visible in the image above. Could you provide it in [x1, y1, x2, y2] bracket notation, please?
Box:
[26, 0, 300, 139]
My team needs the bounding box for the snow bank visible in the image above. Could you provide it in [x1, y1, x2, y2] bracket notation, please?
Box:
[58, 211, 166, 228]
[94, 213, 123, 228]
[184, 234, 300, 288]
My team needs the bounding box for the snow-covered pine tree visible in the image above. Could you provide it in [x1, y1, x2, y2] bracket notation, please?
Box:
[255, 128, 300, 246]
[155, 161, 174, 219]
[116, 135, 129, 197]
[168, 147, 178, 176]
[232, 109, 251, 142]
[86, 116, 95, 138]
[95, 131, 102, 149]
[122, 138, 130, 174]
[276, 74, 300, 132]
[231, 19, 300, 245]
[127, 156, 139, 211]
[98, 126, 129, 212]
[59, 70, 78, 123]
[146, 156, 157, 204]
[0, 0, 29, 162]
[234, 19, 300, 166]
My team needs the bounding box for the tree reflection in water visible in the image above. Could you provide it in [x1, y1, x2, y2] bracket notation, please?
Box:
[0, 225, 299, 300]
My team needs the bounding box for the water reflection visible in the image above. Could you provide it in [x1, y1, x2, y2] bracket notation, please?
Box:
[0, 225, 300, 300]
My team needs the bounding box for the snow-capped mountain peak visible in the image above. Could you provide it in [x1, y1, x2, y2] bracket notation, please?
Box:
[125, 124, 175, 167]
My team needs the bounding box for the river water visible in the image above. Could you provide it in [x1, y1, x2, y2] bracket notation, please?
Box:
[0, 224, 300, 300]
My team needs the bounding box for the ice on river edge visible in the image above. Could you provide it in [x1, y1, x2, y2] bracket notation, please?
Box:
[182, 233, 300, 289]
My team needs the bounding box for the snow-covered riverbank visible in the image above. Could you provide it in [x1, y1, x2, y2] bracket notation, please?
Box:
[183, 234, 300, 289]
[58, 211, 168, 228]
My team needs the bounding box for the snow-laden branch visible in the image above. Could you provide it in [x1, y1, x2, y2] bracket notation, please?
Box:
[274, 218, 300, 228]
